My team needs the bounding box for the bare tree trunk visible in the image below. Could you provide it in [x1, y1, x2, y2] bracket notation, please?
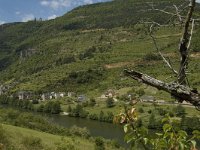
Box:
[178, 0, 196, 85]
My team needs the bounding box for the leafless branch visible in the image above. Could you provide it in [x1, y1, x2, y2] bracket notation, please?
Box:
[124, 69, 200, 106]
[173, 5, 183, 23]
[187, 19, 195, 50]
[149, 24, 178, 75]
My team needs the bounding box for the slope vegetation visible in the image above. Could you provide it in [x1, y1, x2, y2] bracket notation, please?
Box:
[0, 0, 199, 97]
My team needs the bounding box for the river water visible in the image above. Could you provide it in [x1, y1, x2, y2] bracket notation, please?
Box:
[46, 114, 127, 146]
[0, 105, 127, 147]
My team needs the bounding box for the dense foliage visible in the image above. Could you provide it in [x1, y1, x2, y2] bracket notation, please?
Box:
[114, 106, 200, 150]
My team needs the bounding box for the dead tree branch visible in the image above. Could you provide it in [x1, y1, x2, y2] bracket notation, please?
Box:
[124, 69, 200, 108]
[187, 19, 195, 50]
[125, 0, 200, 108]
[173, 4, 183, 23]
[149, 24, 178, 75]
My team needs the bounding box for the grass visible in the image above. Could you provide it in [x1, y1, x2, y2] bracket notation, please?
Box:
[2, 124, 93, 150]
[2, 123, 121, 150]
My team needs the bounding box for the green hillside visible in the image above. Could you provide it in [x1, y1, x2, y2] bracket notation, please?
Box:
[1, 124, 95, 150]
[0, 0, 200, 99]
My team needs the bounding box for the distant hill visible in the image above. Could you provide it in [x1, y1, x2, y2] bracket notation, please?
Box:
[0, 0, 199, 98]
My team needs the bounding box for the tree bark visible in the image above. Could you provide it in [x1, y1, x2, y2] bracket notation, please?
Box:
[124, 69, 200, 108]
[178, 0, 196, 84]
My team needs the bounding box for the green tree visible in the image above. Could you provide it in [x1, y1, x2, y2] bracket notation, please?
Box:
[71, 104, 82, 117]
[67, 105, 72, 113]
[99, 111, 105, 122]
[106, 97, 114, 108]
[37, 104, 44, 112]
[89, 98, 96, 107]
[51, 101, 61, 114]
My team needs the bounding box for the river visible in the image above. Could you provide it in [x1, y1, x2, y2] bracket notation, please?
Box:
[45, 114, 127, 147]
[0, 105, 127, 147]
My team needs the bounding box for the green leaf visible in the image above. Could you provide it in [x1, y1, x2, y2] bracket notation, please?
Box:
[163, 132, 171, 139]
[178, 130, 187, 139]
[124, 132, 135, 143]
[139, 127, 148, 135]
[157, 139, 167, 149]
[163, 124, 172, 133]
[143, 138, 148, 145]
[179, 141, 185, 150]
[124, 124, 130, 133]
[162, 117, 169, 123]
[190, 140, 196, 148]
[193, 130, 200, 139]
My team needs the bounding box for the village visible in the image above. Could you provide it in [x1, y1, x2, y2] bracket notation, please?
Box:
[0, 83, 190, 107]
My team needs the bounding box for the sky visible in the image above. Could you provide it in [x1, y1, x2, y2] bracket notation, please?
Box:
[0, 0, 110, 24]
[0, 0, 200, 25]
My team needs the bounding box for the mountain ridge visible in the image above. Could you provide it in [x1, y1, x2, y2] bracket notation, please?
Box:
[0, 0, 199, 97]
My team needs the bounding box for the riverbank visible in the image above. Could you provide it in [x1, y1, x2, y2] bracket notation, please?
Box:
[1, 124, 96, 150]
[0, 107, 124, 149]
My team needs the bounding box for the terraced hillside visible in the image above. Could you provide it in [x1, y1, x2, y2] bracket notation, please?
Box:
[0, 0, 199, 99]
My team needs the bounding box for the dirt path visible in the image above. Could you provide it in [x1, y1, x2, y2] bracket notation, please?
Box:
[104, 61, 134, 69]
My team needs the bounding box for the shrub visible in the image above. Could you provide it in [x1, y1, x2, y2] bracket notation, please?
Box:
[105, 112, 114, 123]
[95, 137, 105, 150]
[136, 89, 145, 97]
[69, 104, 88, 118]
[67, 105, 72, 113]
[111, 140, 121, 149]
[43, 101, 61, 114]
[56, 141, 75, 150]
[147, 109, 152, 114]
[138, 107, 144, 113]
[136, 118, 143, 128]
[89, 98, 96, 107]
[148, 113, 158, 129]
[106, 97, 115, 108]
[82, 101, 89, 107]
[69, 126, 90, 138]
[157, 108, 167, 116]
[169, 111, 175, 117]
[37, 104, 44, 112]
[89, 113, 98, 120]
[32, 100, 39, 104]
[99, 111, 105, 122]
[181, 116, 200, 133]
